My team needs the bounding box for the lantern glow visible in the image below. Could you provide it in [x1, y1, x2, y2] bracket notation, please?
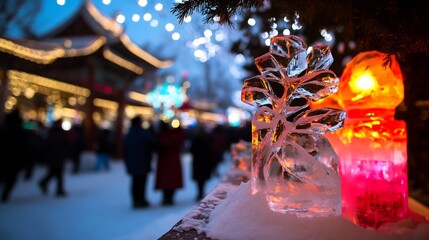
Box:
[349, 71, 378, 95]
[338, 51, 408, 228]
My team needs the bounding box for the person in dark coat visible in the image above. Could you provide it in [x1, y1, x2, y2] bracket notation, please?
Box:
[210, 125, 227, 176]
[190, 125, 213, 201]
[0, 109, 27, 202]
[22, 121, 45, 180]
[39, 119, 68, 197]
[95, 128, 112, 171]
[124, 116, 156, 208]
[155, 120, 185, 206]
[68, 124, 84, 174]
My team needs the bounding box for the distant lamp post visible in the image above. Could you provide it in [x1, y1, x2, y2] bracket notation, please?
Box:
[338, 51, 408, 228]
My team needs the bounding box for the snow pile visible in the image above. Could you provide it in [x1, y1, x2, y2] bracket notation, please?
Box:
[205, 182, 429, 240]
[173, 183, 237, 234]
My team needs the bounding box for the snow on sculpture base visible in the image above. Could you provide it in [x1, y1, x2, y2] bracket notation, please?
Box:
[205, 182, 429, 240]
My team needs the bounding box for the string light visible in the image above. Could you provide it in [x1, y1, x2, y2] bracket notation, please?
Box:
[93, 98, 118, 110]
[171, 119, 180, 128]
[0, 38, 64, 64]
[103, 49, 144, 74]
[0, 36, 106, 64]
[172, 32, 181, 41]
[138, 0, 148, 7]
[116, 14, 126, 24]
[154, 3, 163, 11]
[248, 18, 256, 26]
[320, 29, 333, 42]
[128, 91, 148, 103]
[125, 105, 154, 118]
[63, 37, 106, 57]
[183, 16, 192, 23]
[150, 19, 158, 27]
[86, 0, 122, 36]
[283, 29, 290, 35]
[204, 29, 212, 38]
[7, 70, 90, 97]
[57, 0, 66, 6]
[132, 14, 140, 22]
[119, 35, 172, 68]
[165, 23, 175, 32]
[143, 13, 152, 21]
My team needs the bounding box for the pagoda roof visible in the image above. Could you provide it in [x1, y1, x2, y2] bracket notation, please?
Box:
[44, 0, 123, 42]
[0, 0, 172, 73]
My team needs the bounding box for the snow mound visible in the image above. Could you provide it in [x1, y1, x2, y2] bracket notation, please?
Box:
[206, 182, 429, 240]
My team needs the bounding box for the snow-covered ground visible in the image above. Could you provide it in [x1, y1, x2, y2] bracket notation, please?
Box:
[0, 152, 230, 240]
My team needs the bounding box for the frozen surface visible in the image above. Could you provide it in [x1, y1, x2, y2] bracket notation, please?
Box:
[205, 182, 429, 240]
[0, 152, 229, 240]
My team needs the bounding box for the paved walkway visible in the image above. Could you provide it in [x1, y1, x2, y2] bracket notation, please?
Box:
[0, 152, 228, 240]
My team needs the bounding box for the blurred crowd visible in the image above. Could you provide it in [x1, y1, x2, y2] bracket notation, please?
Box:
[0, 108, 251, 209]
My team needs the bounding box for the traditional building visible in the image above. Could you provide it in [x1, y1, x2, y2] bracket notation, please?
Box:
[0, 0, 172, 158]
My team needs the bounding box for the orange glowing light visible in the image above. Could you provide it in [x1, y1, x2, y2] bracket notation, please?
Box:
[338, 51, 404, 110]
[337, 51, 408, 228]
[349, 71, 377, 93]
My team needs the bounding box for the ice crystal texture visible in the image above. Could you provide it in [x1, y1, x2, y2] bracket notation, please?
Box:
[241, 35, 346, 217]
[231, 140, 252, 172]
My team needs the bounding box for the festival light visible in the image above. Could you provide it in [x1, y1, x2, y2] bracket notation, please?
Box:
[63, 37, 106, 57]
[0, 38, 64, 64]
[103, 49, 144, 74]
[125, 105, 154, 118]
[143, 13, 152, 21]
[338, 51, 407, 228]
[85, 0, 123, 36]
[0, 34, 106, 64]
[116, 14, 125, 23]
[7, 70, 90, 97]
[128, 91, 147, 103]
[154, 3, 163, 11]
[93, 98, 118, 110]
[183, 16, 192, 23]
[138, 0, 148, 7]
[119, 35, 172, 69]
[172, 32, 180, 41]
[132, 14, 141, 22]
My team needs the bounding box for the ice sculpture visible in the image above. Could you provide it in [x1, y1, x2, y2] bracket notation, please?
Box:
[231, 140, 252, 172]
[338, 51, 408, 228]
[241, 35, 346, 216]
[229, 140, 252, 183]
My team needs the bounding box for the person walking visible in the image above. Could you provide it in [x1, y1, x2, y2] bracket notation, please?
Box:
[210, 125, 227, 176]
[39, 119, 68, 197]
[155, 120, 185, 206]
[94, 128, 112, 171]
[68, 124, 85, 174]
[123, 116, 156, 208]
[190, 124, 213, 201]
[0, 109, 27, 202]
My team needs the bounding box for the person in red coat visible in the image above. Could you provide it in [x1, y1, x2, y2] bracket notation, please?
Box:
[155, 120, 184, 206]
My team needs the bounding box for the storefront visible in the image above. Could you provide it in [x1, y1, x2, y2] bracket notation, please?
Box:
[0, 0, 171, 158]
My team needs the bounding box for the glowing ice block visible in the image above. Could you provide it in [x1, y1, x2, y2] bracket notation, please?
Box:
[338, 51, 408, 228]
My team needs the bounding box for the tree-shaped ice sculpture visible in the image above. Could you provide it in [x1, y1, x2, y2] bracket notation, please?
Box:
[241, 35, 346, 217]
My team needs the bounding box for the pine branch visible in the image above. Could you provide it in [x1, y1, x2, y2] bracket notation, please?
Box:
[172, 0, 429, 63]
[172, 0, 264, 25]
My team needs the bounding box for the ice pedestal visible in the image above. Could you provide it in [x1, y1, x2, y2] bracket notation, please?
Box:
[241, 35, 345, 216]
